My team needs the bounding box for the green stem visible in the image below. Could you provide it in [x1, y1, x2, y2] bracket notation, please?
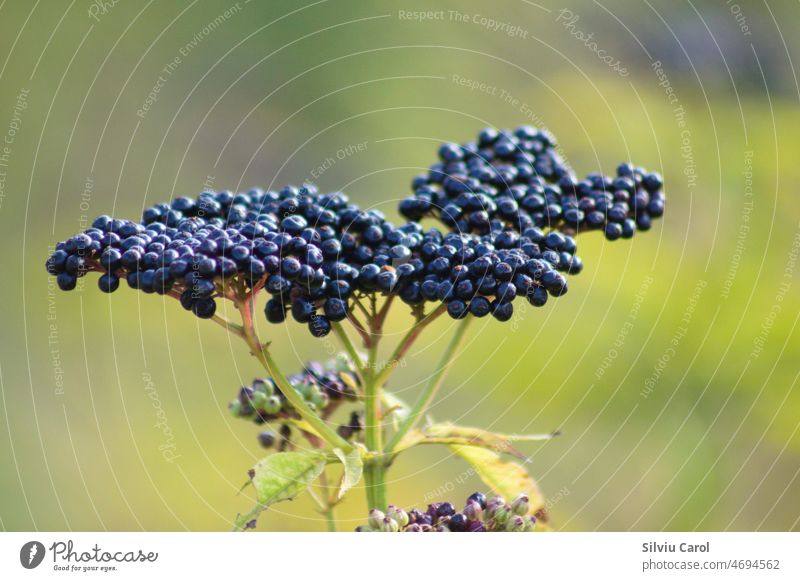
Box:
[384, 317, 473, 454]
[237, 298, 352, 452]
[362, 334, 387, 511]
[372, 303, 447, 389]
[318, 471, 338, 532]
[331, 321, 367, 385]
[323, 506, 337, 532]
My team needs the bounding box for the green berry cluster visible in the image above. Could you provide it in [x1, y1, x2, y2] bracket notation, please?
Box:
[229, 357, 361, 448]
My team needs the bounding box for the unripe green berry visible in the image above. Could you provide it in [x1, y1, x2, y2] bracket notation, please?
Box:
[368, 509, 385, 529]
[505, 515, 526, 532]
[264, 395, 282, 415]
[252, 378, 272, 396]
[228, 399, 242, 417]
[380, 516, 399, 532]
[492, 504, 510, 526]
[250, 391, 268, 410]
[387, 505, 409, 528]
[511, 492, 530, 516]
[294, 381, 311, 399]
[309, 385, 326, 408]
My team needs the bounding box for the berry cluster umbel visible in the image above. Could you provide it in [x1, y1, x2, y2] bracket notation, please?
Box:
[356, 492, 537, 532]
[45, 125, 664, 337]
[399, 126, 664, 240]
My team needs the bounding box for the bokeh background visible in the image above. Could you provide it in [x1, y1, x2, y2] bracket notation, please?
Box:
[1, 0, 798, 532]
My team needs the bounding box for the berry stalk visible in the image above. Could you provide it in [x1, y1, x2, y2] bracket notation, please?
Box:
[330, 321, 367, 386]
[385, 317, 473, 455]
[372, 302, 448, 390]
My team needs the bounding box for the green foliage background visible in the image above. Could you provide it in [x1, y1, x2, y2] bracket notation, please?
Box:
[0, 0, 798, 531]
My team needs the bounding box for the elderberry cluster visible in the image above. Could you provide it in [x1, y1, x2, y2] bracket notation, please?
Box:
[398, 126, 665, 240]
[45, 125, 664, 338]
[405, 227, 580, 321]
[229, 359, 360, 447]
[356, 492, 537, 532]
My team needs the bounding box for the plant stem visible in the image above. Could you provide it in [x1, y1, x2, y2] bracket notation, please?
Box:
[372, 303, 447, 389]
[318, 471, 338, 532]
[384, 317, 473, 454]
[211, 313, 244, 337]
[361, 312, 388, 511]
[322, 506, 337, 532]
[331, 321, 367, 385]
[237, 296, 352, 452]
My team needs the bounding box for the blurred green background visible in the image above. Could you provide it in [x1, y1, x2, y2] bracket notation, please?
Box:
[1, 0, 798, 531]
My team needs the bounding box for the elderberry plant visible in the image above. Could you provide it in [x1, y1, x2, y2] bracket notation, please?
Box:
[45, 125, 664, 531]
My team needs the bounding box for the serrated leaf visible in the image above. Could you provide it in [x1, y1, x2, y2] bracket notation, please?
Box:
[332, 447, 363, 500]
[449, 445, 546, 516]
[234, 451, 326, 530]
[423, 423, 557, 458]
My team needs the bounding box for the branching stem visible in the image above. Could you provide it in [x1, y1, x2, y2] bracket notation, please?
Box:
[384, 317, 473, 455]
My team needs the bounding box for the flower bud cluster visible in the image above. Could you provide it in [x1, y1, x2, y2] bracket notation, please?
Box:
[356, 492, 536, 532]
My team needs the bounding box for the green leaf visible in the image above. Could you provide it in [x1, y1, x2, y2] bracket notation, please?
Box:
[449, 445, 546, 516]
[333, 447, 363, 500]
[234, 451, 326, 530]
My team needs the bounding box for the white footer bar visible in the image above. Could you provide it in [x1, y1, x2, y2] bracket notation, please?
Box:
[1, 532, 797, 580]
